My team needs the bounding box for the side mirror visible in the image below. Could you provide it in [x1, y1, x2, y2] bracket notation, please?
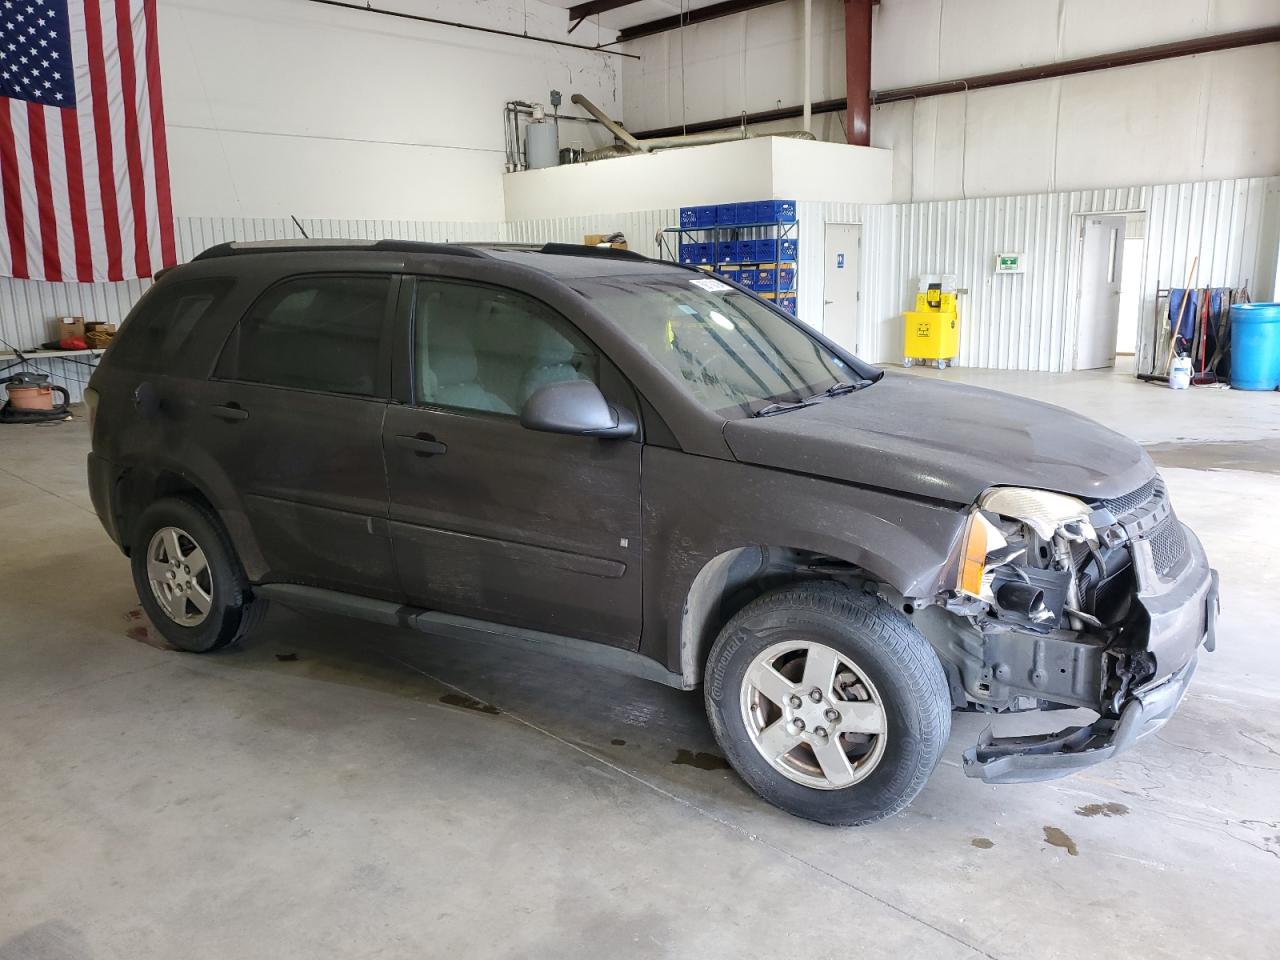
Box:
[520, 379, 637, 439]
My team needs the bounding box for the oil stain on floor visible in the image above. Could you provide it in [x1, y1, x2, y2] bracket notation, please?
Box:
[971, 837, 995, 849]
[1076, 802, 1129, 818]
[439, 692, 501, 715]
[672, 749, 730, 771]
[1043, 826, 1079, 856]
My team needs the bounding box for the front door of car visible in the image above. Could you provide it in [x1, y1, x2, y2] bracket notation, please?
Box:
[201, 272, 399, 598]
[383, 276, 643, 648]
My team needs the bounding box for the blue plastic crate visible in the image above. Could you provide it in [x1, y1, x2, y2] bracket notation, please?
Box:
[715, 241, 736, 263]
[737, 271, 756, 290]
[679, 243, 698, 264]
[721, 268, 740, 284]
[679, 207, 698, 229]
[754, 238, 779, 262]
[695, 206, 717, 228]
[696, 242, 715, 263]
[778, 295, 797, 315]
[779, 238, 798, 261]
[753, 270, 777, 292]
[732, 240, 754, 263]
[779, 267, 796, 288]
[734, 201, 757, 224]
[755, 199, 796, 223]
[716, 203, 738, 226]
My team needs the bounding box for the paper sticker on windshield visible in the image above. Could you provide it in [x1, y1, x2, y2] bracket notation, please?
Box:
[689, 277, 730, 292]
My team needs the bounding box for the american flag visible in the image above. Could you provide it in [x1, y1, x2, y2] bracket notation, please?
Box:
[0, 0, 174, 282]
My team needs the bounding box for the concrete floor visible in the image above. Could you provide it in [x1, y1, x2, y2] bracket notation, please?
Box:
[2, 366, 1278, 960]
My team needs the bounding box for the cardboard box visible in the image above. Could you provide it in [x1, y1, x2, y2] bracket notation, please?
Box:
[584, 233, 628, 250]
[85, 322, 118, 334]
[54, 316, 85, 340]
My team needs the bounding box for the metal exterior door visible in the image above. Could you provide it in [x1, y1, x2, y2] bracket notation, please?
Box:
[822, 223, 862, 353]
[1075, 215, 1126, 370]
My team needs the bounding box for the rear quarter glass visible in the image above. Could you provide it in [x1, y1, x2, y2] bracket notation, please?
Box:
[104, 277, 235, 373]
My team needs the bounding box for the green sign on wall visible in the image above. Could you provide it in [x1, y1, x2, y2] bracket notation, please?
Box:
[995, 253, 1024, 274]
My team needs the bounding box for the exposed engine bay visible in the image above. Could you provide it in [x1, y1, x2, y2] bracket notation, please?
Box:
[915, 478, 1196, 718]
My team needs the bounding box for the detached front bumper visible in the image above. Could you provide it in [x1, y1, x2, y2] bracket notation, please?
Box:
[962, 529, 1218, 785]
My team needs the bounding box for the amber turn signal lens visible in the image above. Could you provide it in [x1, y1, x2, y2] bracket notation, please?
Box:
[957, 512, 989, 596]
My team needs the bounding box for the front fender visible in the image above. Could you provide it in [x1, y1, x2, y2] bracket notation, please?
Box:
[639, 446, 968, 678]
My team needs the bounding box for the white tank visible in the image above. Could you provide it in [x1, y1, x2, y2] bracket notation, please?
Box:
[525, 120, 559, 169]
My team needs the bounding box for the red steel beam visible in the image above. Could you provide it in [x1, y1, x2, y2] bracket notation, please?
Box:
[843, 0, 873, 146]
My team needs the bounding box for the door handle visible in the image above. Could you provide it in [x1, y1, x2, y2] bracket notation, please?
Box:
[210, 403, 249, 422]
[396, 433, 447, 456]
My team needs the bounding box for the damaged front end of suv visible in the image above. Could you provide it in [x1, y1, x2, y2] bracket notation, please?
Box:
[914, 477, 1219, 784]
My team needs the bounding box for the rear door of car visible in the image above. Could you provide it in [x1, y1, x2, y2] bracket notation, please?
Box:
[201, 271, 400, 598]
[383, 272, 644, 647]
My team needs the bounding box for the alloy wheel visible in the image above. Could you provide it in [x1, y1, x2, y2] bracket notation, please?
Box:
[146, 526, 214, 627]
[739, 639, 888, 790]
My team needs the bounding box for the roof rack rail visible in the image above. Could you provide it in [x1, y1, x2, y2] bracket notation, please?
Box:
[538, 242, 649, 262]
[191, 239, 491, 262]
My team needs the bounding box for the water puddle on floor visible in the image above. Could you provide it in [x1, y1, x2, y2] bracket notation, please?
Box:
[671, 749, 730, 771]
[1076, 802, 1129, 818]
[1043, 826, 1079, 856]
[1145, 439, 1280, 475]
[439, 692, 501, 715]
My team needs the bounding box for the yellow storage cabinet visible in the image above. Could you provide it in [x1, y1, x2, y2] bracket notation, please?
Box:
[903, 275, 959, 369]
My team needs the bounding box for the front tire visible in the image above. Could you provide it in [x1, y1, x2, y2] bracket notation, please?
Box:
[129, 496, 267, 653]
[704, 582, 950, 826]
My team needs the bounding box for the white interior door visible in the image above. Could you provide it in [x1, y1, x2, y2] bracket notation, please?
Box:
[822, 223, 861, 353]
[1075, 215, 1126, 369]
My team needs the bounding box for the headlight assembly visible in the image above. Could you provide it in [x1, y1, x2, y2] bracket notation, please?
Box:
[956, 487, 1098, 609]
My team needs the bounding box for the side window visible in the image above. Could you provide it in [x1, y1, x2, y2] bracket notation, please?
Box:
[109, 277, 232, 372]
[413, 279, 598, 415]
[218, 275, 391, 397]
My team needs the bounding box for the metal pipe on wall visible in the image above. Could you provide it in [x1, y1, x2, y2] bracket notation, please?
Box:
[802, 0, 812, 134]
[570, 93, 814, 156]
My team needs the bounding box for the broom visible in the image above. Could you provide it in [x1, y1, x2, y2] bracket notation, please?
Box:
[1163, 256, 1198, 375]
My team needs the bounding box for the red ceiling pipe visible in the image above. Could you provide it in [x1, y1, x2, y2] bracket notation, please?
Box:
[844, 0, 873, 145]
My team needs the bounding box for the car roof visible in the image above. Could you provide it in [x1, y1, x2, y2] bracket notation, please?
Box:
[186, 239, 693, 282]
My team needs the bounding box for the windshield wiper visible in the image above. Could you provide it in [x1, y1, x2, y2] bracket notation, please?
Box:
[809, 379, 875, 400]
[752, 379, 876, 417]
[752, 398, 820, 417]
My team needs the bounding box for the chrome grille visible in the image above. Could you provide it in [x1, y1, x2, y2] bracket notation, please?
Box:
[1147, 514, 1188, 578]
[1099, 478, 1157, 518]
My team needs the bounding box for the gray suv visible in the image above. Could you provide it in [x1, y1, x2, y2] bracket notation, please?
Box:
[86, 240, 1219, 825]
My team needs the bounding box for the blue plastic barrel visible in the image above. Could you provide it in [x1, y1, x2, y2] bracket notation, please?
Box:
[1230, 303, 1280, 391]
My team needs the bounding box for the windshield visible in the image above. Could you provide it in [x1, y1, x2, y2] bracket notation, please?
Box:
[573, 275, 877, 417]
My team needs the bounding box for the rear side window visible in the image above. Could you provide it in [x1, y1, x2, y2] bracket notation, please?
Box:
[216, 275, 392, 397]
[108, 277, 232, 372]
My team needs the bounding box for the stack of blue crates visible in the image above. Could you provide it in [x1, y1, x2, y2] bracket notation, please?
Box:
[677, 199, 799, 314]
[676, 199, 797, 227]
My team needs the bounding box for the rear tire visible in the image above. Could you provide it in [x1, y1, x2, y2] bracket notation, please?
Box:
[704, 582, 950, 826]
[129, 496, 267, 653]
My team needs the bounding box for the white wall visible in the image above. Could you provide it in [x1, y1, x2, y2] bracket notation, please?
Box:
[621, 0, 1280, 201]
[160, 0, 622, 222]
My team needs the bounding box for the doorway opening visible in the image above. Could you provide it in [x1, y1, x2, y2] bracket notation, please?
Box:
[822, 223, 862, 354]
[1074, 211, 1146, 371]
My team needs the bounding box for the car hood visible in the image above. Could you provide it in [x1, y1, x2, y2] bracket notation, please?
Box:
[722, 373, 1155, 505]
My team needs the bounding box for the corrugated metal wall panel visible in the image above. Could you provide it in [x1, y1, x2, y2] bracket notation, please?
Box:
[3, 180, 1274, 404]
[505, 210, 677, 258]
[794, 177, 1275, 374]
